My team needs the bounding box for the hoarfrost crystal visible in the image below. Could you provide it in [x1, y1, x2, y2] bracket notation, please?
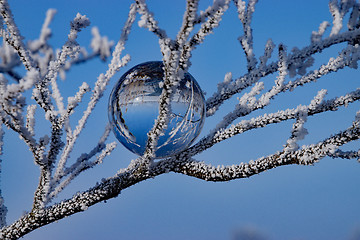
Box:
[108, 61, 205, 158]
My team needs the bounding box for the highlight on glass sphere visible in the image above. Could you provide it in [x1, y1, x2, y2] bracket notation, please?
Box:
[108, 61, 205, 158]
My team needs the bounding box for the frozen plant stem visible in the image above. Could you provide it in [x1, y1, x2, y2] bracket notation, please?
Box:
[0, 0, 359, 239]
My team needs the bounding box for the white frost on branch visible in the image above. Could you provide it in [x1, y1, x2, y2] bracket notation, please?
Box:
[27, 9, 57, 52]
[206, 28, 360, 116]
[136, 0, 231, 160]
[259, 39, 275, 69]
[53, 4, 136, 181]
[311, 21, 331, 43]
[66, 82, 90, 112]
[329, 0, 356, 36]
[235, 0, 258, 71]
[90, 27, 114, 61]
[0, 121, 6, 228]
[25, 105, 36, 137]
[348, 2, 360, 30]
[329, 149, 360, 161]
[0, 1, 359, 239]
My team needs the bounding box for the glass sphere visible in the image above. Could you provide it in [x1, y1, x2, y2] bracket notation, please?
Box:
[108, 61, 205, 158]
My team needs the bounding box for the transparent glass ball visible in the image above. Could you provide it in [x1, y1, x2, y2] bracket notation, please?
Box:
[108, 61, 205, 158]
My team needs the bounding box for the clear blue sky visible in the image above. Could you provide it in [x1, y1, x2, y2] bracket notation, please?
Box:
[2, 0, 360, 239]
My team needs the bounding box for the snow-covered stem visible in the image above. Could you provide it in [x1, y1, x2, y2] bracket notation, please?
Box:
[63, 82, 90, 121]
[53, 3, 136, 181]
[284, 90, 327, 152]
[175, 0, 199, 69]
[234, 0, 258, 71]
[184, 89, 360, 157]
[0, 75, 38, 159]
[258, 44, 288, 105]
[140, 0, 230, 161]
[65, 124, 112, 178]
[25, 105, 36, 136]
[259, 39, 275, 69]
[5, 123, 355, 240]
[28, 9, 57, 53]
[31, 13, 92, 211]
[206, 28, 360, 116]
[210, 42, 357, 135]
[0, 1, 360, 239]
[176, 0, 199, 46]
[33, 13, 90, 119]
[169, 121, 360, 181]
[90, 27, 114, 61]
[329, 0, 355, 36]
[211, 81, 264, 135]
[0, 162, 155, 239]
[348, 2, 360, 31]
[48, 124, 112, 202]
[2, 111, 359, 240]
[142, 63, 177, 160]
[135, 0, 176, 160]
[48, 141, 116, 203]
[311, 21, 331, 43]
[184, 0, 230, 57]
[0, 122, 6, 228]
[135, 0, 167, 40]
[0, 0, 37, 71]
[329, 149, 360, 161]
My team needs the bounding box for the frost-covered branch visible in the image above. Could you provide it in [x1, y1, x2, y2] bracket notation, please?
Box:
[209, 42, 360, 137]
[28, 9, 57, 54]
[206, 28, 360, 116]
[48, 124, 113, 203]
[136, 0, 230, 161]
[0, 0, 360, 239]
[136, 0, 167, 40]
[53, 3, 136, 184]
[183, 0, 230, 60]
[31, 13, 92, 211]
[169, 120, 360, 181]
[329, 0, 355, 36]
[185, 89, 360, 157]
[234, 0, 258, 71]
[47, 142, 116, 204]
[33, 13, 90, 119]
[0, 122, 6, 229]
[284, 90, 326, 152]
[0, 0, 37, 71]
[329, 149, 360, 161]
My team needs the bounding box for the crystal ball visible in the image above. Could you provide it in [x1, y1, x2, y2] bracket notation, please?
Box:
[108, 61, 205, 158]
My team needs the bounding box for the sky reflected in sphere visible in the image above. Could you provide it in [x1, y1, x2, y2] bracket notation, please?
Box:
[108, 61, 205, 158]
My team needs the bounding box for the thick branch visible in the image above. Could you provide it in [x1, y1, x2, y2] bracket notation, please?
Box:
[168, 124, 360, 181]
[0, 164, 155, 239]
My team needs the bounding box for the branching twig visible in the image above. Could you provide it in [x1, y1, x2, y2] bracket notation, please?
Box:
[0, 1, 359, 239]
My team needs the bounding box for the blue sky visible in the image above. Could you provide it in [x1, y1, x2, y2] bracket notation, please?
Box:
[2, 0, 360, 239]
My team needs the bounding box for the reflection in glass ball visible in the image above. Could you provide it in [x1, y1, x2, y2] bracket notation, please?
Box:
[108, 61, 205, 158]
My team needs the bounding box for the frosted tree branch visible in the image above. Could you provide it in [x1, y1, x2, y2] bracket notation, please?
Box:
[48, 124, 113, 203]
[53, 3, 136, 183]
[184, 0, 230, 58]
[329, 149, 360, 161]
[0, 0, 37, 71]
[136, 0, 230, 162]
[206, 28, 360, 116]
[234, 0, 258, 71]
[135, 0, 167, 40]
[0, 121, 6, 229]
[181, 88, 360, 158]
[0, 0, 359, 239]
